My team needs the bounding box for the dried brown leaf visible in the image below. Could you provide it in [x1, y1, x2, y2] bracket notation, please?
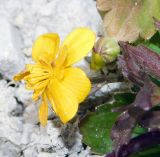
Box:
[97, 0, 160, 42]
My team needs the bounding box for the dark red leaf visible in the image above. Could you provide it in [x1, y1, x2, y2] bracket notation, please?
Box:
[106, 130, 160, 157]
[105, 152, 116, 157]
[112, 42, 160, 156]
[119, 42, 160, 84]
[139, 111, 160, 129]
[111, 80, 154, 153]
[111, 109, 139, 151]
[118, 50, 144, 86]
[133, 79, 153, 110]
[117, 130, 160, 157]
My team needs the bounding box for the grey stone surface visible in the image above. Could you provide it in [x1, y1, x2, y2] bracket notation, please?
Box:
[0, 0, 104, 156]
[0, 17, 24, 79]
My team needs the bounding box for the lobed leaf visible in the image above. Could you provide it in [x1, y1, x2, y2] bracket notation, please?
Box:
[97, 0, 160, 42]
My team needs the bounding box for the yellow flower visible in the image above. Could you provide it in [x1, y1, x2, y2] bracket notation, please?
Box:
[14, 28, 95, 126]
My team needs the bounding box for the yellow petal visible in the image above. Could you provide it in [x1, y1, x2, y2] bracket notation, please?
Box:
[62, 28, 95, 66]
[48, 79, 78, 123]
[32, 33, 60, 62]
[45, 88, 57, 114]
[32, 89, 44, 101]
[38, 94, 48, 126]
[62, 67, 91, 103]
[13, 70, 30, 81]
[55, 46, 68, 67]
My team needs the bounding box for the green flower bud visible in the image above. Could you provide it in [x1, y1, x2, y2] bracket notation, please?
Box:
[91, 37, 120, 70]
[90, 52, 105, 70]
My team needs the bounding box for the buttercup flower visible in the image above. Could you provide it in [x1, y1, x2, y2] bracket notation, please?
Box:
[14, 28, 95, 126]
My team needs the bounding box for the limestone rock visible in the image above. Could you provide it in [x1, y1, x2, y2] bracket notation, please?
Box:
[0, 16, 24, 79]
[0, 80, 17, 113]
[14, 83, 32, 107]
[0, 0, 104, 156]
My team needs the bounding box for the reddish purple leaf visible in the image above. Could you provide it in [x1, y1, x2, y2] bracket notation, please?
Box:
[111, 109, 139, 152]
[139, 111, 160, 129]
[119, 42, 160, 84]
[106, 130, 160, 157]
[111, 79, 154, 153]
[105, 152, 116, 157]
[118, 51, 144, 86]
[133, 79, 153, 110]
[112, 42, 160, 156]
[117, 130, 160, 157]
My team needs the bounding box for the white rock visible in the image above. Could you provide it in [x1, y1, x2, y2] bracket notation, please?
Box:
[14, 12, 24, 28]
[0, 0, 22, 18]
[0, 139, 20, 157]
[15, 83, 32, 106]
[23, 47, 32, 57]
[0, 112, 23, 146]
[21, 123, 36, 145]
[37, 152, 60, 157]
[95, 82, 129, 97]
[38, 1, 56, 16]
[0, 0, 104, 156]
[23, 103, 39, 124]
[35, 25, 48, 38]
[0, 16, 24, 79]
[38, 0, 102, 40]
[23, 146, 39, 157]
[16, 0, 102, 56]
[0, 80, 17, 113]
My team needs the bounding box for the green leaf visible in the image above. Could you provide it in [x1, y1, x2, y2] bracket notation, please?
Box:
[131, 145, 160, 157]
[80, 104, 119, 154]
[142, 32, 160, 54]
[151, 104, 160, 111]
[132, 125, 147, 138]
[114, 92, 135, 104]
[146, 44, 160, 54]
[79, 93, 135, 155]
[150, 75, 160, 87]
